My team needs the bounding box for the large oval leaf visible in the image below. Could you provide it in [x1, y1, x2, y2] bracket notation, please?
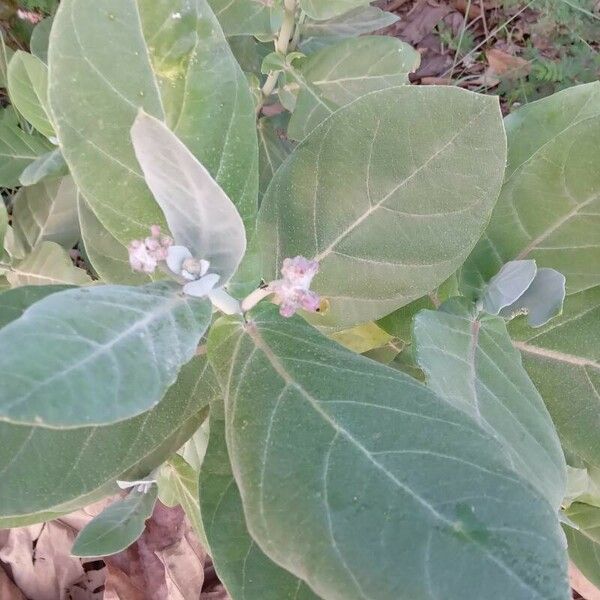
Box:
[258, 86, 506, 328]
[460, 82, 600, 297]
[131, 112, 246, 283]
[0, 282, 211, 427]
[0, 354, 214, 521]
[199, 399, 320, 600]
[299, 0, 371, 21]
[509, 286, 600, 472]
[413, 299, 566, 508]
[48, 0, 258, 244]
[207, 303, 569, 600]
[287, 36, 420, 141]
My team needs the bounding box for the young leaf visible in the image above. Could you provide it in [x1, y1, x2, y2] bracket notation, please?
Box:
[0, 284, 71, 328]
[208, 0, 275, 37]
[207, 303, 569, 600]
[481, 260, 537, 315]
[258, 115, 293, 201]
[6, 241, 91, 287]
[499, 267, 566, 327]
[200, 399, 320, 600]
[77, 195, 150, 285]
[11, 176, 78, 253]
[7, 51, 54, 138]
[258, 86, 506, 328]
[19, 147, 68, 186]
[287, 36, 420, 141]
[461, 82, 600, 297]
[299, 0, 372, 21]
[0, 108, 53, 187]
[0, 354, 215, 521]
[509, 286, 600, 475]
[48, 0, 258, 245]
[131, 112, 246, 284]
[413, 298, 566, 508]
[299, 6, 399, 53]
[0, 281, 211, 427]
[72, 485, 158, 557]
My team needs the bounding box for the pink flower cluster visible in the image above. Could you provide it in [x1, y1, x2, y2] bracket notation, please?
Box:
[16, 9, 43, 24]
[128, 226, 173, 274]
[269, 256, 320, 317]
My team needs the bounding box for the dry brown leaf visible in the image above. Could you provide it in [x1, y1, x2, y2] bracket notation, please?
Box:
[485, 48, 530, 79]
[0, 522, 86, 600]
[399, 0, 452, 44]
[570, 561, 600, 600]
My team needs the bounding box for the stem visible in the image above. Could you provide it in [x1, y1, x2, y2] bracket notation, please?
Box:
[260, 0, 297, 103]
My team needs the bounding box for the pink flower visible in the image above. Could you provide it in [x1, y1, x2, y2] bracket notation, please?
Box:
[268, 256, 320, 317]
[16, 9, 42, 23]
[128, 226, 173, 274]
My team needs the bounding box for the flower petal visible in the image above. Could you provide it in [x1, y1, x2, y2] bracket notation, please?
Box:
[166, 245, 193, 275]
[209, 288, 242, 315]
[183, 273, 220, 297]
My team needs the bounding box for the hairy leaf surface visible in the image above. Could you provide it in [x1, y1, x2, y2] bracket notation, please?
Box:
[258, 87, 506, 328]
[207, 303, 569, 600]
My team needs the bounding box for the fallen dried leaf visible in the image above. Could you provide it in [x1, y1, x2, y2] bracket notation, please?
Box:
[485, 48, 530, 79]
[399, 0, 452, 43]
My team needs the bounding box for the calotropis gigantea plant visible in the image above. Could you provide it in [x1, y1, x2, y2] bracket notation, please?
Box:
[0, 0, 599, 598]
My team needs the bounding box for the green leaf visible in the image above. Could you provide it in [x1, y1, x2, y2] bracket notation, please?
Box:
[298, 0, 371, 21]
[208, 0, 275, 37]
[0, 201, 7, 250]
[158, 454, 206, 545]
[30, 17, 52, 63]
[0, 281, 211, 427]
[258, 86, 506, 328]
[7, 50, 54, 138]
[499, 267, 566, 327]
[565, 502, 600, 545]
[131, 112, 246, 283]
[0, 284, 71, 328]
[19, 147, 68, 186]
[48, 0, 258, 245]
[77, 194, 151, 285]
[413, 298, 566, 508]
[564, 522, 600, 591]
[200, 398, 320, 600]
[0, 108, 53, 187]
[0, 353, 214, 521]
[329, 321, 392, 353]
[460, 82, 600, 298]
[287, 36, 419, 141]
[299, 6, 399, 53]
[6, 241, 91, 287]
[0, 31, 14, 88]
[509, 285, 600, 473]
[481, 260, 537, 315]
[207, 303, 569, 600]
[257, 115, 293, 201]
[72, 485, 158, 557]
[11, 176, 78, 253]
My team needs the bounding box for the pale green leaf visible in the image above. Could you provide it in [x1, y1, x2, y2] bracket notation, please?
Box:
[565, 502, 600, 545]
[179, 417, 210, 471]
[48, 0, 258, 245]
[287, 36, 420, 141]
[509, 286, 600, 473]
[258, 86, 506, 328]
[0, 108, 53, 187]
[330, 321, 392, 353]
[0, 281, 211, 427]
[0, 31, 14, 88]
[131, 112, 246, 283]
[72, 485, 158, 557]
[207, 303, 569, 600]
[0, 354, 214, 521]
[461, 82, 600, 297]
[208, 0, 275, 37]
[19, 147, 68, 186]
[30, 17, 53, 63]
[299, 6, 399, 53]
[77, 194, 151, 285]
[413, 299, 566, 508]
[11, 176, 79, 253]
[299, 0, 371, 21]
[564, 523, 600, 592]
[199, 398, 320, 600]
[0, 284, 71, 328]
[481, 260, 537, 315]
[499, 267, 566, 327]
[0, 201, 6, 250]
[7, 50, 54, 138]
[6, 241, 91, 287]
